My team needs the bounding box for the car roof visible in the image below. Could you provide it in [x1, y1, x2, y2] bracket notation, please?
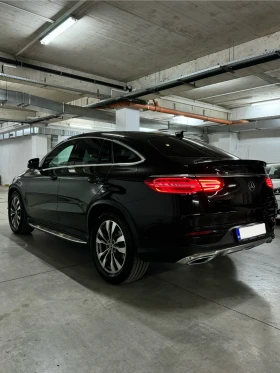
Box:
[69, 131, 169, 141]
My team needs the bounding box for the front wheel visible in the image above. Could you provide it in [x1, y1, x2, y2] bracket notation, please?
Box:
[91, 212, 149, 284]
[8, 191, 34, 234]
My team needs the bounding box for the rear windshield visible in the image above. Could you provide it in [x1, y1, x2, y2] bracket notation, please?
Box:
[266, 164, 280, 179]
[149, 136, 238, 160]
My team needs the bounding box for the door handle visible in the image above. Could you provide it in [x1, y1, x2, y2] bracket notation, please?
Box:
[88, 176, 103, 183]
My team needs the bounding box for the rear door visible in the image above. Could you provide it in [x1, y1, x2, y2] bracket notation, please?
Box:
[57, 137, 112, 238]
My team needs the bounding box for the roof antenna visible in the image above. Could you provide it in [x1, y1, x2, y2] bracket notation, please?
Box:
[175, 131, 184, 139]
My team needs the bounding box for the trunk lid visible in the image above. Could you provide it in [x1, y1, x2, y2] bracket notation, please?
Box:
[185, 159, 275, 225]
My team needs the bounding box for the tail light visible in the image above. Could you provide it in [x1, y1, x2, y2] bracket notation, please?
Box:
[144, 177, 223, 194]
[198, 178, 223, 192]
[265, 177, 273, 189]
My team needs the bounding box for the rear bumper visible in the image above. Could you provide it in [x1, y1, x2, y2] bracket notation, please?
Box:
[137, 232, 275, 263]
[176, 236, 272, 264]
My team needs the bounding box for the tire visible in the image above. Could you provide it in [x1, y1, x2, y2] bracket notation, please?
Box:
[91, 212, 149, 284]
[8, 191, 34, 234]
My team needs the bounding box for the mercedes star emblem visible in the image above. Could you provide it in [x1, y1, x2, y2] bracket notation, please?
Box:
[248, 181, 256, 192]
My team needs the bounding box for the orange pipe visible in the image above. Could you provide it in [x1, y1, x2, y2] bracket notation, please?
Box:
[105, 100, 248, 125]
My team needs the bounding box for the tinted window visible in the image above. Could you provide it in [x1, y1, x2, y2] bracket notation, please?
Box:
[113, 142, 141, 163]
[43, 142, 74, 168]
[99, 140, 112, 163]
[71, 138, 112, 165]
[266, 164, 280, 179]
[149, 136, 237, 159]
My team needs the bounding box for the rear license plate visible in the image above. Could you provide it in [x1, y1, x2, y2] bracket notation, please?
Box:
[236, 223, 266, 241]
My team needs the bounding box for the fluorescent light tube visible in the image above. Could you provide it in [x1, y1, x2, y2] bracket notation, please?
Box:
[40, 17, 77, 45]
[252, 99, 280, 106]
[69, 124, 93, 129]
[3, 64, 17, 68]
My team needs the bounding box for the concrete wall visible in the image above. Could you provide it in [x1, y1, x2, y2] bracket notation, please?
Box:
[0, 136, 32, 185]
[209, 130, 280, 163]
[0, 135, 48, 185]
[208, 133, 239, 156]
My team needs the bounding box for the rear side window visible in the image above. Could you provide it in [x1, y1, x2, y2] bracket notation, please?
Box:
[71, 138, 112, 165]
[113, 142, 141, 163]
[149, 136, 237, 159]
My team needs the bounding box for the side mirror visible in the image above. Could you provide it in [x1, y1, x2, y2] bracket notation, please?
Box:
[27, 158, 40, 170]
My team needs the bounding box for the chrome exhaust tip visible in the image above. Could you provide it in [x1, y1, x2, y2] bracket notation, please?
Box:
[187, 255, 216, 265]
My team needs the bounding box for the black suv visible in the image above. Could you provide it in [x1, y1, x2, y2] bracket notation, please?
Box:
[8, 132, 276, 284]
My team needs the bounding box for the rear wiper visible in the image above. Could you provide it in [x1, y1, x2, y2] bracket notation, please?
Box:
[193, 157, 213, 164]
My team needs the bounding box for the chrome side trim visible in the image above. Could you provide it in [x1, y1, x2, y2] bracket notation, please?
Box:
[177, 237, 269, 264]
[41, 136, 145, 171]
[41, 160, 144, 172]
[29, 223, 87, 244]
[149, 174, 267, 178]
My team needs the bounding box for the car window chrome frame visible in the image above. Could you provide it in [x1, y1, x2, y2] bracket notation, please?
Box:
[41, 136, 145, 171]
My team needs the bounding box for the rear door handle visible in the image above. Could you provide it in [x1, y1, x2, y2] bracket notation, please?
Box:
[88, 176, 102, 183]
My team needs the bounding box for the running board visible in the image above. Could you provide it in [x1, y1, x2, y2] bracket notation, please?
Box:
[29, 223, 87, 244]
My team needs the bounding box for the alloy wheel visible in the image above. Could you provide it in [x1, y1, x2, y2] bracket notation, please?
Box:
[96, 220, 126, 274]
[10, 196, 21, 230]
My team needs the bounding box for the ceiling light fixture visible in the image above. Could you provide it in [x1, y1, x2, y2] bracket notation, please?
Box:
[3, 64, 17, 69]
[69, 124, 93, 130]
[170, 115, 203, 126]
[252, 99, 280, 106]
[40, 16, 77, 45]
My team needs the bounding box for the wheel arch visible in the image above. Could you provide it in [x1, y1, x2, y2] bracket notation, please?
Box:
[87, 200, 140, 248]
[8, 185, 24, 203]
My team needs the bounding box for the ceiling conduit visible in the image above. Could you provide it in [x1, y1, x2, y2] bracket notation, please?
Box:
[105, 100, 248, 125]
[0, 56, 127, 91]
[86, 49, 280, 110]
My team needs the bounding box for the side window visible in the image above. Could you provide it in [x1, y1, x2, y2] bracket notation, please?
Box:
[43, 142, 75, 169]
[112, 142, 141, 164]
[70, 138, 112, 165]
[98, 140, 112, 163]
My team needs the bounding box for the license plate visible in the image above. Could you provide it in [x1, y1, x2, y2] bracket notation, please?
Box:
[236, 223, 266, 241]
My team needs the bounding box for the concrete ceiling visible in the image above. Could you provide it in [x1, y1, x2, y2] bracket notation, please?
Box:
[0, 1, 280, 81]
[1, 0, 280, 133]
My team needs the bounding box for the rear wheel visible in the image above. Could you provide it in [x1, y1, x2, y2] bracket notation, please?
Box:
[91, 212, 149, 284]
[8, 191, 34, 234]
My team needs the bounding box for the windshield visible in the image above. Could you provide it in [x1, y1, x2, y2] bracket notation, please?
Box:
[149, 136, 238, 160]
[266, 164, 280, 179]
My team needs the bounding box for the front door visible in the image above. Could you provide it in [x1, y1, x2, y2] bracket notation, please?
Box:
[24, 140, 76, 226]
[57, 138, 112, 238]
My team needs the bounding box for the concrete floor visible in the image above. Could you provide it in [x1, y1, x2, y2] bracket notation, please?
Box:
[1, 186, 280, 373]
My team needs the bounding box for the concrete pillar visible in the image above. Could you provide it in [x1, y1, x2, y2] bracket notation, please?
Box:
[116, 108, 140, 131]
[31, 135, 48, 159]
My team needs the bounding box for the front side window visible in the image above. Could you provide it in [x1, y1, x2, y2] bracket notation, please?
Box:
[43, 142, 75, 169]
[112, 142, 141, 163]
